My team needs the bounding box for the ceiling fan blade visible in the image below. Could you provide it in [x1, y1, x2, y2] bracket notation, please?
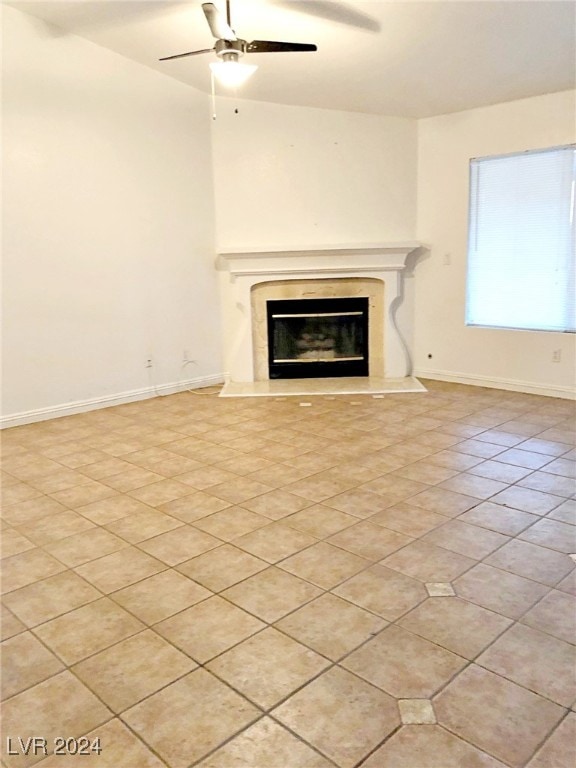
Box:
[273, 1, 380, 33]
[247, 40, 318, 53]
[159, 48, 214, 61]
[202, 2, 236, 41]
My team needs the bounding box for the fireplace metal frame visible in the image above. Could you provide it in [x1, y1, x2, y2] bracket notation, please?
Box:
[267, 297, 369, 379]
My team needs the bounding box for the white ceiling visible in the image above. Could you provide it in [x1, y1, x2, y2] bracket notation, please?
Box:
[7, 0, 576, 117]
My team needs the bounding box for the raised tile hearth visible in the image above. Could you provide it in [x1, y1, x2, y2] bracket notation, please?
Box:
[220, 376, 426, 397]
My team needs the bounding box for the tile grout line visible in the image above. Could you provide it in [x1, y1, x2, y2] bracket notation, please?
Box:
[2, 385, 574, 768]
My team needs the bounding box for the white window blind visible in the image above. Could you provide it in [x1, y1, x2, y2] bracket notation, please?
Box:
[466, 145, 575, 333]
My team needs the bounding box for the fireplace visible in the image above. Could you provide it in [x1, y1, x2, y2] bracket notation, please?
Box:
[218, 243, 422, 383]
[267, 297, 369, 379]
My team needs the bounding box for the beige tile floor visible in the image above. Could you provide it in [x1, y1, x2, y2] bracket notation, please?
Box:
[1, 379, 575, 768]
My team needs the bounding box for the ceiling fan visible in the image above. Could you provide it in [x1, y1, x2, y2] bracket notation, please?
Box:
[159, 0, 317, 86]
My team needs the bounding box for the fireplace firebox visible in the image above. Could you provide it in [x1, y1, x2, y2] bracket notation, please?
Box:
[267, 297, 369, 379]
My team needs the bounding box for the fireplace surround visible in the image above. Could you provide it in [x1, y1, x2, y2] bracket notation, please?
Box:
[218, 243, 422, 384]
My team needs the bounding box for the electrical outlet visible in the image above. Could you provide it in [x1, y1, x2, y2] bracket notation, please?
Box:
[145, 358, 153, 368]
[443, 253, 452, 265]
[552, 349, 562, 363]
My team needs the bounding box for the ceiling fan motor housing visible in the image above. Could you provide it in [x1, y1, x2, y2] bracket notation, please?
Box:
[215, 38, 246, 60]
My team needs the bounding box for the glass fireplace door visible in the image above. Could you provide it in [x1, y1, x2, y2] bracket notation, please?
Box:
[267, 298, 369, 379]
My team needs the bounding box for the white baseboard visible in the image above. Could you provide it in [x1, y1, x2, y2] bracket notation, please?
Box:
[414, 368, 575, 400]
[0, 374, 225, 429]
[4, 369, 572, 428]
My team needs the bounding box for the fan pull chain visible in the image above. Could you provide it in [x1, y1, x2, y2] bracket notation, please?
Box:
[210, 72, 242, 119]
[211, 70, 217, 120]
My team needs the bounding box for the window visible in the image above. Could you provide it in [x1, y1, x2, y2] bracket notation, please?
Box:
[466, 145, 575, 332]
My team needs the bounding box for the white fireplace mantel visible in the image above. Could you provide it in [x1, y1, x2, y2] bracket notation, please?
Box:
[218, 242, 422, 383]
[218, 242, 422, 277]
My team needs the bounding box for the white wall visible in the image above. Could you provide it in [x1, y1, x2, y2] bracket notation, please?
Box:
[2, 6, 222, 424]
[211, 98, 417, 248]
[415, 91, 576, 398]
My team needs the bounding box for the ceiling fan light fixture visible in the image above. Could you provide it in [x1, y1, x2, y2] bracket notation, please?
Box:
[209, 59, 257, 87]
